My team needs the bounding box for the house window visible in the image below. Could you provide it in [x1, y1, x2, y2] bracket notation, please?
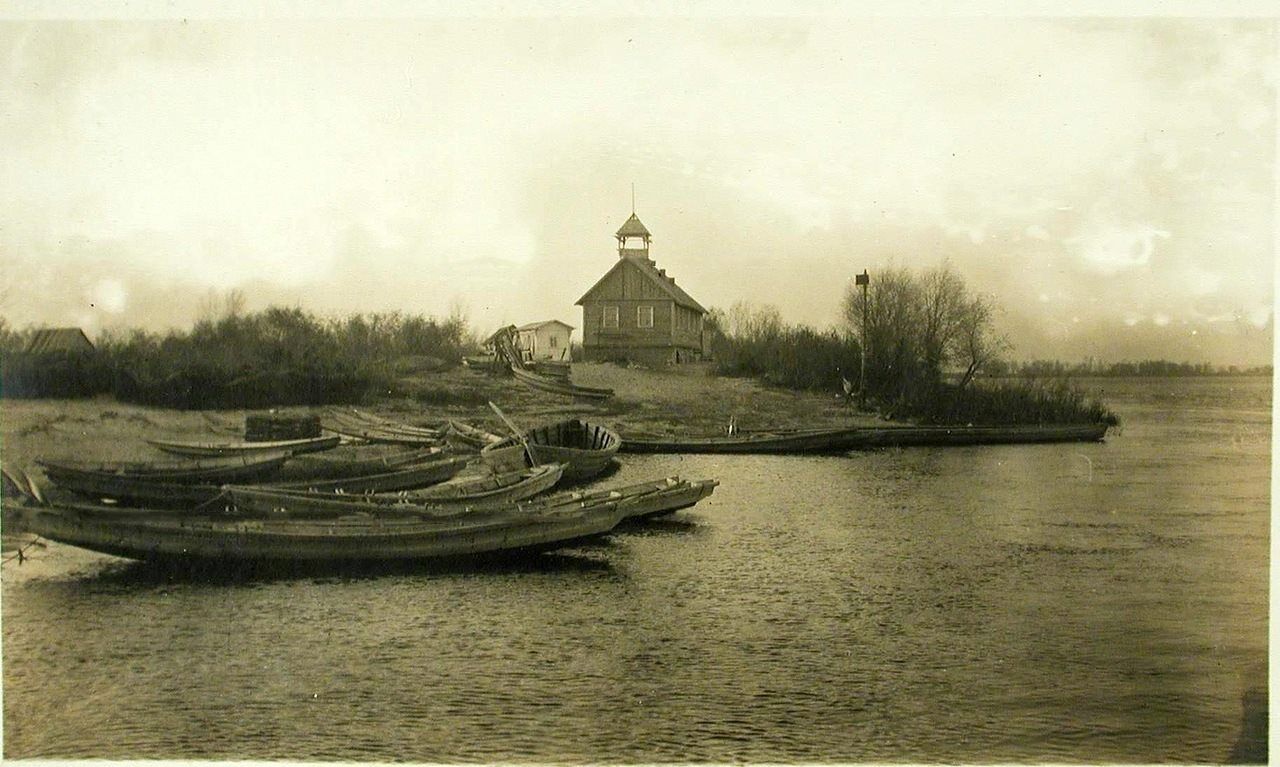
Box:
[603, 306, 619, 329]
[549, 335, 558, 348]
[637, 305, 654, 328]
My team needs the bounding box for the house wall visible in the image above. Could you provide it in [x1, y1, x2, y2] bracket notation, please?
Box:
[519, 325, 572, 361]
[579, 258, 705, 363]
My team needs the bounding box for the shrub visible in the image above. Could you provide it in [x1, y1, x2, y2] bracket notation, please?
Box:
[0, 307, 475, 409]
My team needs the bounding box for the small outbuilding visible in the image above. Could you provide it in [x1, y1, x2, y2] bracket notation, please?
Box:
[24, 327, 94, 355]
[516, 320, 574, 362]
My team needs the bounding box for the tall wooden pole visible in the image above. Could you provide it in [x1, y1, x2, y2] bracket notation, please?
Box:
[856, 269, 869, 409]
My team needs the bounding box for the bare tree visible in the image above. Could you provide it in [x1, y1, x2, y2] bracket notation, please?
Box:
[842, 263, 1007, 401]
[917, 263, 967, 378]
[953, 294, 1008, 389]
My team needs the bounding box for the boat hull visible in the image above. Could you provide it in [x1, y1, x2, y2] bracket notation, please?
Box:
[618, 423, 1110, 454]
[407, 464, 565, 505]
[39, 451, 292, 485]
[147, 435, 340, 458]
[510, 366, 614, 401]
[481, 419, 620, 482]
[275, 445, 443, 481]
[265, 455, 469, 494]
[8, 501, 627, 563]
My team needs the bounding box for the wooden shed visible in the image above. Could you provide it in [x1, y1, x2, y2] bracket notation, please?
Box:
[516, 320, 574, 362]
[575, 213, 706, 365]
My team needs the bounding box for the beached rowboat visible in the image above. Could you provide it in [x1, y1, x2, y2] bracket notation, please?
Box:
[445, 420, 505, 451]
[510, 366, 614, 401]
[537, 476, 719, 520]
[481, 418, 620, 482]
[321, 414, 447, 446]
[406, 463, 564, 505]
[147, 435, 340, 458]
[264, 454, 470, 494]
[38, 451, 293, 484]
[275, 444, 444, 481]
[618, 422, 1110, 454]
[5, 496, 629, 563]
[221, 471, 710, 522]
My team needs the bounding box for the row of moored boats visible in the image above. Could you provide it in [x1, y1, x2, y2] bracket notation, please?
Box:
[3, 410, 715, 565]
[3, 408, 1111, 567]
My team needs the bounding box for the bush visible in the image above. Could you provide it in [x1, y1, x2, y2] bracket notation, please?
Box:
[0, 307, 475, 409]
[900, 378, 1119, 426]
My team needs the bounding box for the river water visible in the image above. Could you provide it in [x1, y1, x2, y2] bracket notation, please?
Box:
[2, 376, 1270, 762]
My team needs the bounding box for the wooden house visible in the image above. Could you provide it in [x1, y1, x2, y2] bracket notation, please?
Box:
[575, 213, 707, 365]
[516, 320, 574, 361]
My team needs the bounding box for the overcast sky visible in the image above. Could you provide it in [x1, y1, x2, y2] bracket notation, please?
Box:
[1, 11, 1274, 364]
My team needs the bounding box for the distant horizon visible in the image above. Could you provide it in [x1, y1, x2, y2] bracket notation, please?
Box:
[2, 297, 1272, 370]
[1, 14, 1274, 368]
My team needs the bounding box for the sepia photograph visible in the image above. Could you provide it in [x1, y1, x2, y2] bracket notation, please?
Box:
[0, 2, 1272, 763]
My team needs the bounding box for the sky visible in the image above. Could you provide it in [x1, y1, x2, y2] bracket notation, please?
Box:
[1, 9, 1275, 365]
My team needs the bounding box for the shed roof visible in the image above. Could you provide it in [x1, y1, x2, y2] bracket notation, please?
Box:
[25, 327, 94, 354]
[615, 213, 651, 238]
[517, 320, 575, 332]
[575, 256, 706, 314]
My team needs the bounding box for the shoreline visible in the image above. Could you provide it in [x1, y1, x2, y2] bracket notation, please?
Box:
[0, 362, 886, 473]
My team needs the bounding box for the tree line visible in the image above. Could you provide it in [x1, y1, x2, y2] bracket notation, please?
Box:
[0, 306, 475, 408]
[988, 359, 1272, 378]
[707, 263, 1116, 425]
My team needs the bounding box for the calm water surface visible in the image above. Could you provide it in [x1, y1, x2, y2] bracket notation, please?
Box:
[3, 376, 1270, 762]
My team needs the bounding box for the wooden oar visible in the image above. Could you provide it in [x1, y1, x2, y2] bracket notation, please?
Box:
[488, 401, 539, 468]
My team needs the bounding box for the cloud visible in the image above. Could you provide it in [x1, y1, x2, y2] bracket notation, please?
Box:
[1069, 224, 1171, 276]
[0, 17, 1273, 365]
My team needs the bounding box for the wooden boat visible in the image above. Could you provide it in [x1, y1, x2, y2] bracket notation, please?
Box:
[444, 420, 505, 451]
[147, 434, 340, 458]
[34, 476, 227, 509]
[481, 418, 620, 482]
[221, 470, 708, 521]
[510, 366, 614, 401]
[275, 444, 443, 481]
[531, 360, 572, 380]
[618, 422, 1111, 454]
[321, 412, 446, 446]
[264, 454, 470, 494]
[34, 453, 467, 509]
[5, 495, 630, 563]
[38, 451, 292, 484]
[538, 477, 719, 520]
[333, 409, 446, 437]
[221, 464, 564, 516]
[407, 463, 564, 505]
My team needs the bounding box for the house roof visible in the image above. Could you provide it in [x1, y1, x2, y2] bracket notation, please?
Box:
[483, 325, 516, 345]
[575, 256, 706, 314]
[25, 327, 94, 354]
[517, 320, 575, 332]
[615, 213, 651, 239]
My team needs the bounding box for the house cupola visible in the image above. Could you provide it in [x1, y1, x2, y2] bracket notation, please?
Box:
[616, 212, 651, 259]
